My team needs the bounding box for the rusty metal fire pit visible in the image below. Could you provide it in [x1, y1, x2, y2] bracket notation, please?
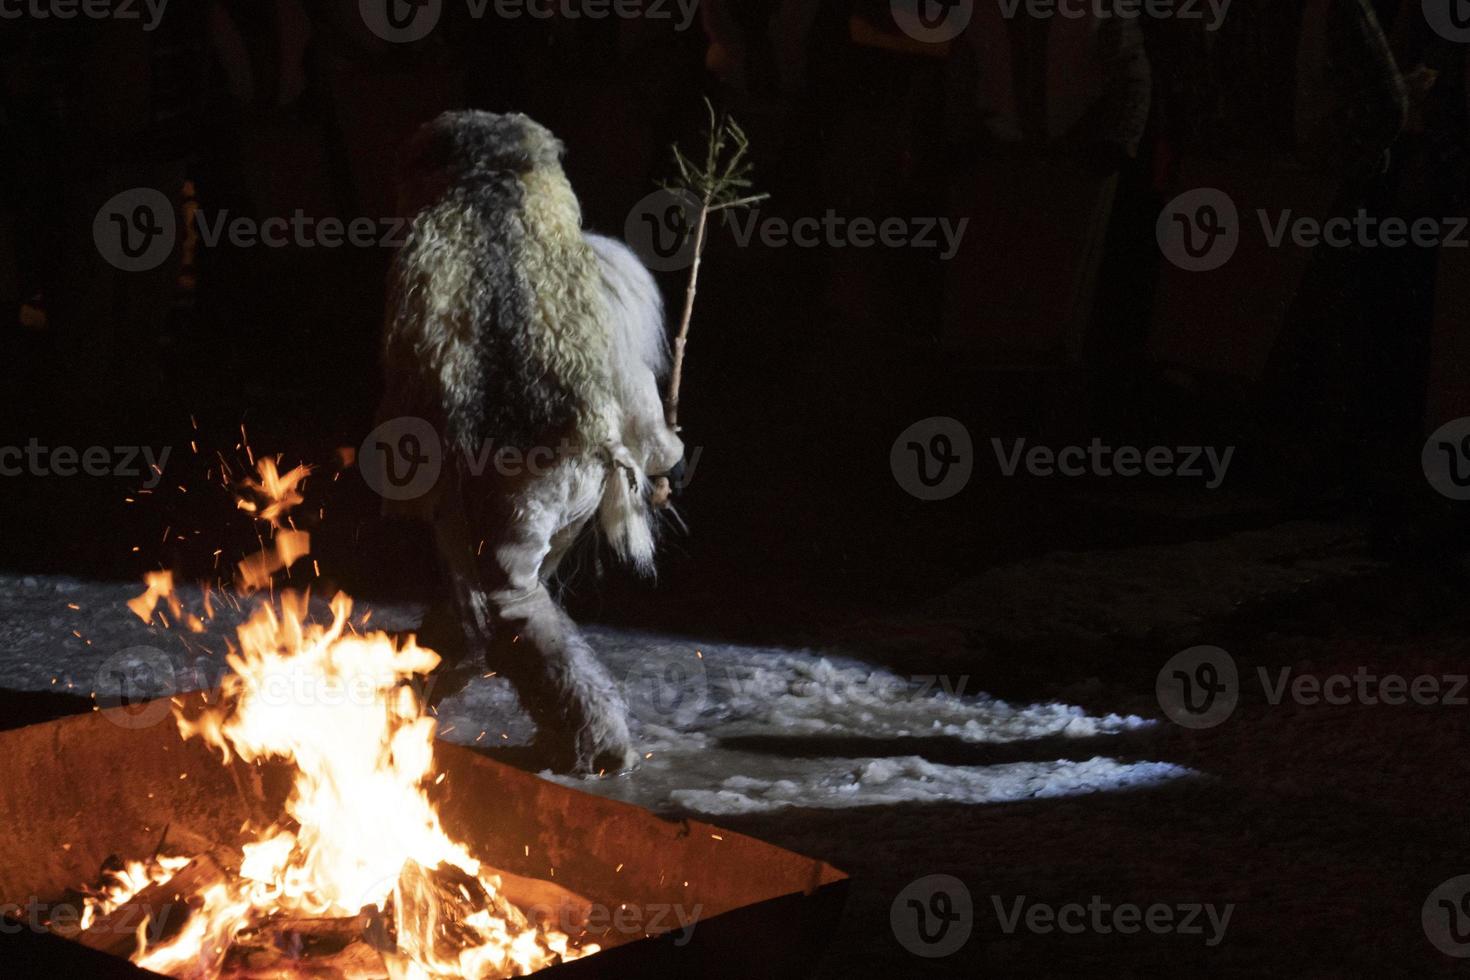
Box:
[0, 694, 848, 978]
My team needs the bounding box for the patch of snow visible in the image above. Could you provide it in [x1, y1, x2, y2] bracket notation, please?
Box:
[0, 574, 1193, 817]
[664, 757, 1193, 814]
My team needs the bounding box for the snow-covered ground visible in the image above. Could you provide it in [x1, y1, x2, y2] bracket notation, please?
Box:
[0, 573, 1192, 815]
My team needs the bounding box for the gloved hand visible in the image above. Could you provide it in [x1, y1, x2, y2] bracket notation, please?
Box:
[649, 457, 686, 510]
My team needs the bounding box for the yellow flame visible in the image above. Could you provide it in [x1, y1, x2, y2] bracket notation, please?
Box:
[235, 458, 311, 530]
[129, 591, 593, 976]
[107, 455, 595, 977]
[79, 855, 192, 931]
[127, 571, 179, 625]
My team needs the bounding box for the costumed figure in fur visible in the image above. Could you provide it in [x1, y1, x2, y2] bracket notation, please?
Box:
[379, 111, 684, 774]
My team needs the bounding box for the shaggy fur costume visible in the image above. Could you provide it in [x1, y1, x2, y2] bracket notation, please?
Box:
[381, 111, 683, 774]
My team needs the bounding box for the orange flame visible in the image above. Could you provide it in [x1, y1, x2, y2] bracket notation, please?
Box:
[110, 457, 594, 977]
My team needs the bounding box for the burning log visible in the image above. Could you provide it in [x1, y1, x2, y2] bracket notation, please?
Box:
[218, 942, 385, 979]
[219, 914, 383, 979]
[0, 697, 847, 979]
[388, 860, 497, 968]
[0, 456, 846, 977]
[74, 852, 228, 959]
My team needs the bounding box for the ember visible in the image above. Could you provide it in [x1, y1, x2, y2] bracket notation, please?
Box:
[74, 460, 600, 978]
[0, 456, 845, 978]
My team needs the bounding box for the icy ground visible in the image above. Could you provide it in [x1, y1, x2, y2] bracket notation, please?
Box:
[0, 573, 1191, 815]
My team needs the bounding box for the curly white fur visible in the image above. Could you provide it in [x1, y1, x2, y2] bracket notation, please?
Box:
[379, 111, 683, 773]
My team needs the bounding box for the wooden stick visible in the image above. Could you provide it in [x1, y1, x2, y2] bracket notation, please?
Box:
[664, 197, 711, 431]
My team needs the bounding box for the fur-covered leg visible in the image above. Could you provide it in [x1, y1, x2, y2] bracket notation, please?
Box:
[435, 465, 636, 775]
[416, 598, 480, 709]
[487, 585, 637, 774]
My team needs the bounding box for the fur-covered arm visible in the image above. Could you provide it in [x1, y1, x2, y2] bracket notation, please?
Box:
[586, 233, 684, 477]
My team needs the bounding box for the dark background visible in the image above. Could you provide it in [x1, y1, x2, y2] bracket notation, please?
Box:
[2, 1, 1469, 975]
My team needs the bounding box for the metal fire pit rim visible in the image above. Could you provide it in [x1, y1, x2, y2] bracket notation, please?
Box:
[0, 695, 850, 979]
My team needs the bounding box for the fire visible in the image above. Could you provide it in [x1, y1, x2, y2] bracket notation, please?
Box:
[79, 854, 193, 931]
[99, 458, 597, 977]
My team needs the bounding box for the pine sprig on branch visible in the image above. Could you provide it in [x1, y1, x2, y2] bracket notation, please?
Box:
[659, 100, 769, 432]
